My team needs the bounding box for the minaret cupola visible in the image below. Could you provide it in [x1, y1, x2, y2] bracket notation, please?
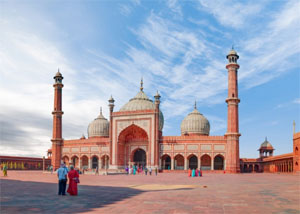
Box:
[226, 47, 239, 64]
[54, 69, 63, 84]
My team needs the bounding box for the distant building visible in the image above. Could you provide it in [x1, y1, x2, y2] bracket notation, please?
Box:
[0, 156, 51, 170]
[240, 132, 300, 173]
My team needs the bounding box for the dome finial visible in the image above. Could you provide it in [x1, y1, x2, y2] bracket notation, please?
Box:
[265, 136, 267, 141]
[232, 44, 234, 50]
[140, 77, 143, 91]
[194, 100, 197, 110]
[100, 106, 102, 114]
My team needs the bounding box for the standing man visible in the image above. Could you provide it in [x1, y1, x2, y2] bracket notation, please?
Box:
[149, 167, 152, 176]
[57, 164, 68, 195]
[155, 167, 158, 176]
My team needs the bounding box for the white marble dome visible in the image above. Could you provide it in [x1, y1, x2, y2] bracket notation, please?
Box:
[88, 108, 109, 137]
[119, 89, 164, 131]
[181, 104, 210, 136]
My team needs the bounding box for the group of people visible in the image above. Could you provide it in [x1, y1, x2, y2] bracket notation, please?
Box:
[125, 165, 158, 176]
[188, 168, 202, 177]
[57, 164, 80, 196]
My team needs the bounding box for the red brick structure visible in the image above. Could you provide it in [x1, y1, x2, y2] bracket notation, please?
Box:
[48, 50, 240, 173]
[240, 132, 300, 173]
[0, 156, 51, 170]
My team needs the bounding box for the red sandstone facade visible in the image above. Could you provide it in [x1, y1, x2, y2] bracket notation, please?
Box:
[49, 50, 300, 173]
[49, 50, 242, 172]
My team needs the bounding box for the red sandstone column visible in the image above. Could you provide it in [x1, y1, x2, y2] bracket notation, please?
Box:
[51, 70, 64, 170]
[225, 49, 241, 173]
[154, 91, 161, 168]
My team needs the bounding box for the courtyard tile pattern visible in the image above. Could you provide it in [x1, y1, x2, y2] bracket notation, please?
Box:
[0, 171, 299, 213]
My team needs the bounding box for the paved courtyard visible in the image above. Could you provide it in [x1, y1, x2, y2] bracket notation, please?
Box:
[0, 171, 299, 214]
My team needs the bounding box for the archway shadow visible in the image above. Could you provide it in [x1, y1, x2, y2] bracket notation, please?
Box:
[0, 179, 143, 214]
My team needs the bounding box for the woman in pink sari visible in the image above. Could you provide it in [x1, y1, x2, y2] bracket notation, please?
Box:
[67, 165, 79, 196]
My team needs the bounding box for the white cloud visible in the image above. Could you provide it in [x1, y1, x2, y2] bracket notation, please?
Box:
[198, 0, 264, 29]
[239, 0, 300, 88]
[119, 4, 132, 16]
[167, 0, 183, 17]
[293, 98, 300, 104]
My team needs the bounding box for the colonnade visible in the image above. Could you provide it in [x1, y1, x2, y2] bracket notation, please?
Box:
[160, 154, 224, 170]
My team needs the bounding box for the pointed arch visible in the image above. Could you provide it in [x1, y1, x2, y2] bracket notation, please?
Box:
[201, 154, 211, 170]
[214, 154, 224, 170]
[174, 154, 184, 170]
[161, 154, 171, 170]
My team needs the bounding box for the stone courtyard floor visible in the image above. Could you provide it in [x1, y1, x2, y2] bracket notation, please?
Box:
[0, 171, 299, 214]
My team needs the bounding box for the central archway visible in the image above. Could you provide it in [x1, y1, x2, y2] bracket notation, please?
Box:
[118, 124, 148, 168]
[133, 149, 146, 167]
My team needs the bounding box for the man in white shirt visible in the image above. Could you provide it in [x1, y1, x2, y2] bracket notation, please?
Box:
[57, 164, 68, 195]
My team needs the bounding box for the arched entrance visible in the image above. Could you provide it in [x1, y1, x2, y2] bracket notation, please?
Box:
[92, 156, 99, 169]
[249, 165, 253, 172]
[254, 164, 259, 172]
[161, 154, 171, 170]
[214, 155, 224, 170]
[118, 124, 148, 168]
[81, 156, 88, 169]
[188, 155, 198, 169]
[101, 155, 109, 169]
[71, 156, 79, 168]
[201, 154, 211, 170]
[174, 154, 184, 170]
[133, 149, 146, 167]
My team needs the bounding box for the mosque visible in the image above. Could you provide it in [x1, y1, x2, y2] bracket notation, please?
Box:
[49, 49, 300, 173]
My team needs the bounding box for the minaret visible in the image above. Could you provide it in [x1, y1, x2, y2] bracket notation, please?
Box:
[108, 95, 115, 166]
[225, 48, 241, 173]
[51, 69, 64, 170]
[154, 90, 161, 168]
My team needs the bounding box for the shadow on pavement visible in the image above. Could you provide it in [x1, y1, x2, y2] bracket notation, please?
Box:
[0, 179, 143, 214]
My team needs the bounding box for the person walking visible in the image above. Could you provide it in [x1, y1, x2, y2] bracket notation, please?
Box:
[67, 165, 79, 196]
[57, 164, 68, 195]
[3, 163, 7, 176]
[50, 165, 53, 174]
[95, 166, 99, 175]
[149, 167, 152, 175]
[144, 167, 148, 175]
[155, 167, 158, 176]
[192, 169, 195, 177]
[199, 167, 202, 177]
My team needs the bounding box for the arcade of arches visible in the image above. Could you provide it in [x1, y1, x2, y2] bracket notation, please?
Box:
[160, 154, 225, 170]
[62, 155, 110, 170]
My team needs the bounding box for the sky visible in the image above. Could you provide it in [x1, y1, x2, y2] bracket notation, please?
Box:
[0, 0, 299, 158]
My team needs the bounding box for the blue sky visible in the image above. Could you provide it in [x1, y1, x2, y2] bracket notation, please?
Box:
[0, 0, 299, 158]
